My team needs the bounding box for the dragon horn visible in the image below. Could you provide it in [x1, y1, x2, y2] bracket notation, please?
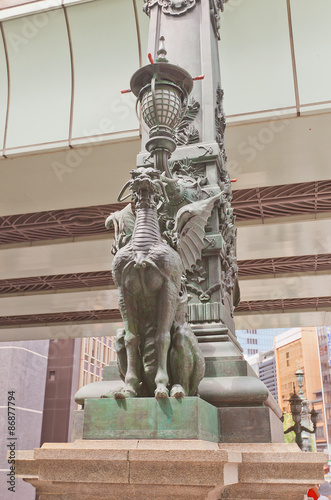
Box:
[117, 180, 132, 202]
[154, 179, 170, 203]
[160, 173, 178, 184]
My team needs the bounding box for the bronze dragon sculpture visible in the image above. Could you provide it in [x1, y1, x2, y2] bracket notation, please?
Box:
[104, 166, 221, 400]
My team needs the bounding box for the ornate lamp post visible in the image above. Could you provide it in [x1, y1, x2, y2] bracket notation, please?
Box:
[75, 0, 283, 433]
[284, 383, 319, 451]
[295, 366, 305, 398]
[296, 365, 315, 452]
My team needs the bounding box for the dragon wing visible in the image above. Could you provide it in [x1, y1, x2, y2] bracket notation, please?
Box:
[105, 203, 135, 251]
[118, 203, 135, 239]
[173, 193, 220, 272]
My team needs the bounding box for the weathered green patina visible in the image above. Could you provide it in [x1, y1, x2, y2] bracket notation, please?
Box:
[83, 397, 219, 442]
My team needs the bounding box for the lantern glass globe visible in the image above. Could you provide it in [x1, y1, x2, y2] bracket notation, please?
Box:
[289, 391, 302, 415]
[141, 82, 183, 130]
[295, 366, 304, 387]
[310, 407, 319, 425]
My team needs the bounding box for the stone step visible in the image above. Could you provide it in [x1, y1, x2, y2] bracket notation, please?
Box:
[32, 481, 228, 500]
[219, 443, 301, 452]
[220, 444, 326, 499]
[241, 451, 326, 462]
[239, 450, 326, 481]
[223, 480, 321, 500]
[240, 462, 323, 481]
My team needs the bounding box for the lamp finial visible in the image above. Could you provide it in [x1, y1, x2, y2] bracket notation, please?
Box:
[156, 36, 168, 62]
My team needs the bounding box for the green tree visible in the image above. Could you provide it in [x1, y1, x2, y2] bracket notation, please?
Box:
[283, 412, 296, 444]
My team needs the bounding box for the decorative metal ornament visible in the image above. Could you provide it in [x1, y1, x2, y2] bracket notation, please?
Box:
[187, 282, 223, 303]
[174, 97, 200, 146]
[144, 0, 199, 17]
[215, 84, 226, 149]
[210, 0, 229, 39]
[210, 0, 221, 40]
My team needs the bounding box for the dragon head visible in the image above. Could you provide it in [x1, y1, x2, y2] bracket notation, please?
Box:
[116, 167, 170, 209]
[129, 167, 170, 210]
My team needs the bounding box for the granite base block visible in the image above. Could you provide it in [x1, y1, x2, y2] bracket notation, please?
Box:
[15, 441, 327, 500]
[83, 397, 219, 442]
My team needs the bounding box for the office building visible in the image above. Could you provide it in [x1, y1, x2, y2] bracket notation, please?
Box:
[317, 326, 331, 453]
[246, 349, 278, 402]
[236, 328, 288, 356]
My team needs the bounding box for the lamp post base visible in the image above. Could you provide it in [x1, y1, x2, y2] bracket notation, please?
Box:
[15, 441, 327, 500]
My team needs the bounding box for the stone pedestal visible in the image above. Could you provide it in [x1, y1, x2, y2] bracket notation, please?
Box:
[74, 362, 284, 444]
[72, 397, 284, 444]
[16, 440, 327, 499]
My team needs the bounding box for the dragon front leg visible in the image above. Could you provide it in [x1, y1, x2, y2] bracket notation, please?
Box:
[154, 282, 179, 399]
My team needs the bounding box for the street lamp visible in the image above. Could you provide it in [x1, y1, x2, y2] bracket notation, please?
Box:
[295, 365, 305, 397]
[284, 384, 319, 450]
[289, 388, 303, 419]
[129, 36, 193, 178]
[295, 364, 316, 452]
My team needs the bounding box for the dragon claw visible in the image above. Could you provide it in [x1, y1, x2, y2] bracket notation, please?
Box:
[170, 384, 186, 399]
[155, 385, 169, 399]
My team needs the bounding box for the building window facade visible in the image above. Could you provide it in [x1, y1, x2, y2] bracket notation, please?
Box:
[80, 336, 117, 387]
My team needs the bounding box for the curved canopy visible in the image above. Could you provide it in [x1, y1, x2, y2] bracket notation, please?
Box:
[0, 0, 330, 156]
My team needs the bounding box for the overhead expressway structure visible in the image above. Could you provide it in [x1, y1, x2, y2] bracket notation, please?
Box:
[0, 0, 331, 342]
